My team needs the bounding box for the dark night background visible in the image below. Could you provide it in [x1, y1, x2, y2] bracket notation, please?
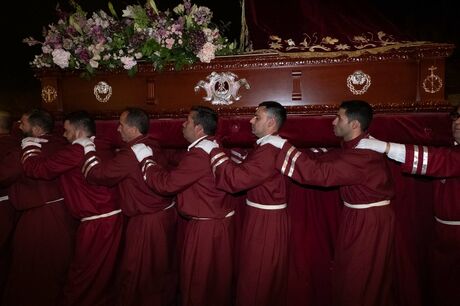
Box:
[1, 0, 459, 116]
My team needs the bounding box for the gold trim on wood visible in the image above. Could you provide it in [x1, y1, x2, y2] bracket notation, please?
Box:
[93, 81, 112, 103]
[41, 85, 57, 104]
[422, 66, 443, 94]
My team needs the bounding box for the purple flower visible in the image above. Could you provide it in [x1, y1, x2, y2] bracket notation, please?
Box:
[192, 6, 212, 25]
[76, 47, 90, 64]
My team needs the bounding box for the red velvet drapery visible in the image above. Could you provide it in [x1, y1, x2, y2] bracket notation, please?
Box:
[244, 0, 411, 53]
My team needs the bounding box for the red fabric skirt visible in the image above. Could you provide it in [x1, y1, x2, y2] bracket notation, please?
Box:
[332, 205, 395, 306]
[62, 213, 123, 306]
[236, 205, 290, 306]
[3, 202, 75, 306]
[180, 216, 235, 306]
[0, 201, 17, 299]
[431, 222, 460, 306]
[118, 207, 177, 306]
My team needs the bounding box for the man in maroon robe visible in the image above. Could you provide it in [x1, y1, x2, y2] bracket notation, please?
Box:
[197, 101, 290, 306]
[75, 107, 177, 306]
[21, 111, 123, 306]
[131, 106, 235, 306]
[275, 100, 396, 306]
[3, 109, 75, 306]
[0, 111, 19, 299]
[356, 104, 460, 306]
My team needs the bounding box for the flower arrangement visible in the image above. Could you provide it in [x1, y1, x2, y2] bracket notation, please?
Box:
[23, 0, 236, 76]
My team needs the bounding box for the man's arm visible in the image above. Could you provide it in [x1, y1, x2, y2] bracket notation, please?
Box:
[357, 138, 460, 177]
[82, 150, 130, 186]
[209, 146, 278, 193]
[276, 142, 370, 187]
[140, 148, 208, 195]
[22, 144, 81, 180]
[401, 145, 460, 177]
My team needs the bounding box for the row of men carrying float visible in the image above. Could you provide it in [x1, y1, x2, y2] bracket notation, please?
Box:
[0, 99, 459, 306]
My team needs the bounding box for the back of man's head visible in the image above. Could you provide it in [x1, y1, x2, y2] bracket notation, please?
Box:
[64, 110, 96, 137]
[259, 101, 287, 130]
[124, 107, 149, 135]
[0, 111, 13, 133]
[26, 108, 54, 134]
[191, 106, 218, 136]
[339, 100, 373, 131]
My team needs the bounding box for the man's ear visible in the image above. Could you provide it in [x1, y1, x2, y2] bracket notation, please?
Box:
[31, 125, 42, 137]
[195, 123, 204, 135]
[74, 129, 85, 139]
[350, 119, 361, 130]
[268, 116, 277, 129]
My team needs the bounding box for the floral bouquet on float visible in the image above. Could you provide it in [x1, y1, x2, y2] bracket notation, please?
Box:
[23, 0, 236, 77]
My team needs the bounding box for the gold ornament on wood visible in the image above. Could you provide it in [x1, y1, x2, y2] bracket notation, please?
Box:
[93, 81, 112, 103]
[422, 66, 443, 94]
[347, 70, 371, 95]
[41, 85, 57, 103]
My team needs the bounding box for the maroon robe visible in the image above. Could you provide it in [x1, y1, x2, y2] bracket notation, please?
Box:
[22, 138, 122, 306]
[401, 144, 460, 306]
[276, 134, 395, 306]
[209, 138, 289, 306]
[3, 134, 75, 306]
[141, 136, 235, 306]
[82, 135, 177, 306]
[0, 134, 19, 298]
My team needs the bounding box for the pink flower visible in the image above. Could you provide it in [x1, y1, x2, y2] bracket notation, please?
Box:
[120, 56, 137, 70]
[165, 38, 175, 49]
[197, 42, 216, 63]
[52, 49, 71, 68]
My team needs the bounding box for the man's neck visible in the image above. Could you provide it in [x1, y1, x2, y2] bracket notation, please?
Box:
[343, 130, 362, 142]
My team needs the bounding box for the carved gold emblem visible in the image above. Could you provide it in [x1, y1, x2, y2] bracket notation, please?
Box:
[194, 72, 250, 105]
[41, 85, 57, 103]
[93, 81, 112, 103]
[347, 70, 371, 95]
[422, 66, 443, 94]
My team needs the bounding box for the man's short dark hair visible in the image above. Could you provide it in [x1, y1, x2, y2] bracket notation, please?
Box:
[339, 100, 373, 131]
[190, 106, 218, 136]
[124, 107, 149, 135]
[0, 111, 13, 132]
[64, 110, 96, 136]
[26, 108, 54, 133]
[259, 101, 287, 130]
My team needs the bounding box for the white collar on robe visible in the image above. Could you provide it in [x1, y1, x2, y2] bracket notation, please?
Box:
[187, 135, 207, 151]
[256, 133, 272, 145]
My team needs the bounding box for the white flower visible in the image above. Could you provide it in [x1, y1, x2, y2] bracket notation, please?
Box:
[134, 52, 143, 59]
[89, 59, 99, 68]
[122, 5, 135, 18]
[52, 49, 71, 68]
[92, 54, 101, 61]
[120, 56, 137, 70]
[42, 45, 53, 54]
[197, 42, 216, 63]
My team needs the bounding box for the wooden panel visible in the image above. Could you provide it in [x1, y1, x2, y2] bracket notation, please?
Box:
[36, 43, 454, 117]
